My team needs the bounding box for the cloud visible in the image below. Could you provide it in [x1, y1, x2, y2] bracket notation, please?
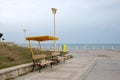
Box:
[0, 0, 120, 43]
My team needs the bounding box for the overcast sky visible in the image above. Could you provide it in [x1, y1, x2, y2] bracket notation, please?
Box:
[0, 0, 120, 44]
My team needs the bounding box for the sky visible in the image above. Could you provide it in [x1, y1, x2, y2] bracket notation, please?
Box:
[0, 0, 120, 44]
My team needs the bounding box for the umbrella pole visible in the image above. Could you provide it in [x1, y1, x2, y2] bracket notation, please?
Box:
[38, 42, 43, 54]
[28, 40, 35, 71]
[29, 41, 34, 56]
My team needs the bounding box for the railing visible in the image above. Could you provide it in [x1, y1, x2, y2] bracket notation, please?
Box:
[18, 43, 120, 50]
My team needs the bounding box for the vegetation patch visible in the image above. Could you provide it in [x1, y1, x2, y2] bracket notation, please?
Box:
[0, 45, 35, 69]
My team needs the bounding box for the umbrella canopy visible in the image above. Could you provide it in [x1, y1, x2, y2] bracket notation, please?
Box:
[26, 35, 59, 42]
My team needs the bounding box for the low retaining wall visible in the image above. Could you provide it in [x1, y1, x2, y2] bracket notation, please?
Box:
[0, 42, 16, 46]
[0, 63, 33, 80]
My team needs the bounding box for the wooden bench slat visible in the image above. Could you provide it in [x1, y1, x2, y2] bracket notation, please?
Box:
[51, 52, 65, 63]
[32, 54, 53, 72]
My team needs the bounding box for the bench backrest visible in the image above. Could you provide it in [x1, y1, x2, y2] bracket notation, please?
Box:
[32, 54, 46, 61]
[51, 52, 60, 57]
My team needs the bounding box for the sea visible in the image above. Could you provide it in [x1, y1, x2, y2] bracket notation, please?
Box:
[17, 43, 120, 50]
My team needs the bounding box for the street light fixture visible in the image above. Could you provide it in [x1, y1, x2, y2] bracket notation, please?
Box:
[51, 8, 57, 53]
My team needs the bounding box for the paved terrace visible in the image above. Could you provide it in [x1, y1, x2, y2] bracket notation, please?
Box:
[15, 53, 96, 80]
[15, 50, 120, 80]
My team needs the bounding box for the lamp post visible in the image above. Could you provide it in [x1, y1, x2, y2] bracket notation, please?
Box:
[23, 29, 27, 47]
[51, 8, 57, 53]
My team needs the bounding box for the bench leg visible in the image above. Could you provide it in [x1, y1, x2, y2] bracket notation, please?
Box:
[32, 64, 36, 72]
[50, 62, 53, 68]
[32, 61, 36, 72]
[38, 65, 42, 72]
[57, 60, 60, 63]
[64, 58, 65, 63]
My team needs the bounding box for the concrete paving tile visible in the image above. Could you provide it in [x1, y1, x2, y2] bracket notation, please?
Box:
[37, 71, 72, 78]
[63, 64, 85, 67]
[15, 56, 96, 80]
[57, 67, 84, 72]
[85, 59, 120, 80]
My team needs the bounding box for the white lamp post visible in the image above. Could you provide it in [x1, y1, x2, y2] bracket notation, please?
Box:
[51, 8, 57, 53]
[23, 29, 27, 47]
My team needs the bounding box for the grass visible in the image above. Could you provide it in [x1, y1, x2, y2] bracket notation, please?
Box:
[0, 44, 41, 69]
[0, 44, 70, 69]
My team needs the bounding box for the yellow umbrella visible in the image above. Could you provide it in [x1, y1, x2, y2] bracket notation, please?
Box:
[26, 35, 58, 41]
[26, 35, 59, 56]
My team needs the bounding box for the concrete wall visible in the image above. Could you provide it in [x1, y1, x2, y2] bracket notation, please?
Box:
[0, 63, 33, 80]
[0, 42, 16, 46]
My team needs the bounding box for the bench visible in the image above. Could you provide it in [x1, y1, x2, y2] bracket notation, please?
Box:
[60, 50, 73, 60]
[51, 52, 65, 63]
[32, 54, 53, 72]
[26, 36, 59, 72]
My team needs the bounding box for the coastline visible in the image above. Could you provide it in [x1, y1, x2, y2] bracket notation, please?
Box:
[17, 43, 120, 50]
